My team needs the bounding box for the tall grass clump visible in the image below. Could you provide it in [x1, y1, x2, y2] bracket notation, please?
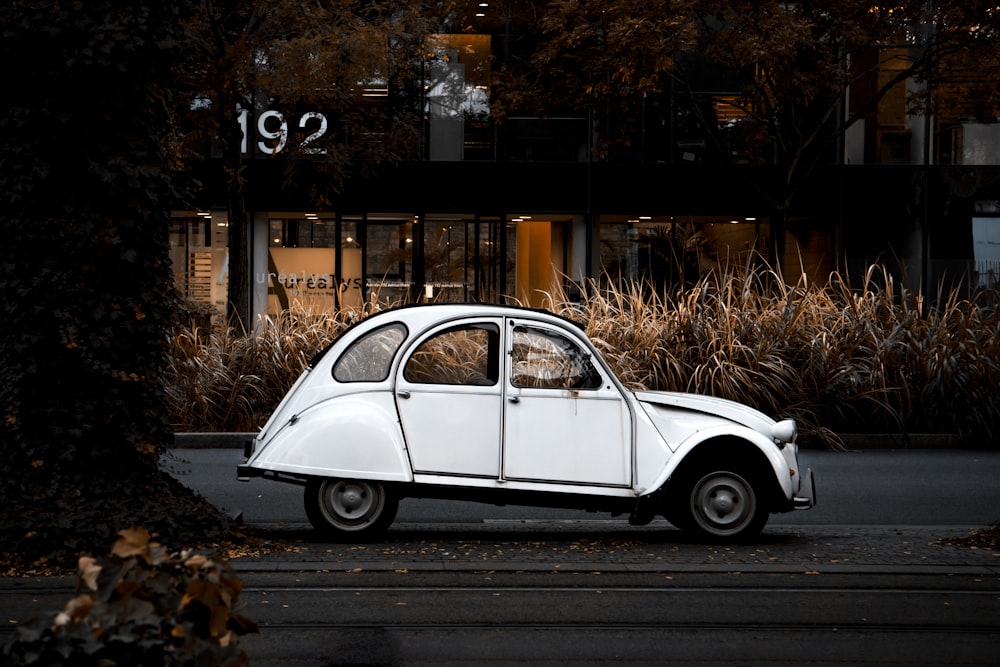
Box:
[165, 304, 375, 432]
[544, 263, 1000, 447]
[166, 266, 1000, 448]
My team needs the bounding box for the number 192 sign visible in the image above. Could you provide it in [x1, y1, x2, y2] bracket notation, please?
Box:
[238, 109, 328, 155]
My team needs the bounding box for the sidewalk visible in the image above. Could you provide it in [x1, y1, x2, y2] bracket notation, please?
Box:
[221, 521, 1000, 576]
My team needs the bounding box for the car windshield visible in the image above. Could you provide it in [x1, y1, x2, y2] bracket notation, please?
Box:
[332, 322, 407, 382]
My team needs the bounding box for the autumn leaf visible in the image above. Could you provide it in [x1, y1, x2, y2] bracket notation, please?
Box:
[78, 556, 101, 591]
[112, 526, 152, 561]
[53, 594, 94, 626]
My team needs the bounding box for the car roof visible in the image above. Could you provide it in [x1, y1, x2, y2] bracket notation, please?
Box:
[363, 302, 586, 331]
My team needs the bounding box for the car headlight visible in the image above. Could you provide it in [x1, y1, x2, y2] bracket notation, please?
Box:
[771, 419, 797, 447]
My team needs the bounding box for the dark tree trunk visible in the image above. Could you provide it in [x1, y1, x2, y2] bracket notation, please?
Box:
[219, 94, 252, 331]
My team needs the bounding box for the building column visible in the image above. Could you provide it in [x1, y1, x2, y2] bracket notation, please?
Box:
[251, 210, 270, 333]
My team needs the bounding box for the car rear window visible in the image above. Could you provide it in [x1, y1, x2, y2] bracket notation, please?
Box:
[332, 322, 407, 383]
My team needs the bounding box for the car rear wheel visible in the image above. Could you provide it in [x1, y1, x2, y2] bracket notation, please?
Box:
[683, 469, 768, 541]
[304, 478, 398, 540]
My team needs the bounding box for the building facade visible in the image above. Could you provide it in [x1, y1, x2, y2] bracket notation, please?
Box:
[171, 13, 1000, 324]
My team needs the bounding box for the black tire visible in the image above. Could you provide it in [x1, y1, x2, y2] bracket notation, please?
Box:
[304, 478, 398, 541]
[682, 469, 769, 542]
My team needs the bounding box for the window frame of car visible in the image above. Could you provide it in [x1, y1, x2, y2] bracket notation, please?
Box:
[401, 321, 501, 387]
[508, 323, 605, 391]
[332, 321, 409, 383]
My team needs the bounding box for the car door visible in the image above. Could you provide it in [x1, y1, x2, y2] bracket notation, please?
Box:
[502, 319, 631, 487]
[394, 318, 503, 478]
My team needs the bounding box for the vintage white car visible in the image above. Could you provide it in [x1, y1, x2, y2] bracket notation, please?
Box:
[238, 303, 815, 541]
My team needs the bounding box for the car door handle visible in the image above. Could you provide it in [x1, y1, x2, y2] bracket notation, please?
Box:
[398, 390, 411, 399]
[508, 396, 519, 403]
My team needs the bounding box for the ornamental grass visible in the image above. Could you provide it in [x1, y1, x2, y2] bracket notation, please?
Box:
[165, 264, 1000, 448]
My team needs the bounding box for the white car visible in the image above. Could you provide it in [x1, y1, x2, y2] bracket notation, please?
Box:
[238, 304, 815, 541]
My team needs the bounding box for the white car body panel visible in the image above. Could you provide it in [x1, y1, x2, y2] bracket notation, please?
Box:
[250, 392, 412, 482]
[635, 391, 779, 436]
[397, 388, 502, 477]
[409, 473, 638, 498]
[504, 389, 630, 486]
[636, 393, 801, 499]
[630, 402, 673, 494]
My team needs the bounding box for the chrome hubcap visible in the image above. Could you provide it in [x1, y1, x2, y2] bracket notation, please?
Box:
[703, 487, 739, 524]
[693, 473, 754, 530]
[328, 481, 376, 519]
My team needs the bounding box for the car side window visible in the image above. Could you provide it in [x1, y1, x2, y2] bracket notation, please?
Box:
[510, 325, 603, 389]
[333, 322, 407, 383]
[403, 323, 500, 386]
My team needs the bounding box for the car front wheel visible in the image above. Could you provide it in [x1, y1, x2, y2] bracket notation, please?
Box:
[684, 470, 768, 541]
[304, 478, 398, 540]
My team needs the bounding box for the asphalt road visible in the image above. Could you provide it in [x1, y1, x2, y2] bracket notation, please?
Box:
[162, 447, 1000, 528]
[7, 570, 998, 666]
[4, 446, 998, 666]
[233, 570, 999, 666]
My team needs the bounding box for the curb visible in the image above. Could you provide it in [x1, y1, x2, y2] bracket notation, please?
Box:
[173, 432, 250, 449]
[223, 560, 1000, 577]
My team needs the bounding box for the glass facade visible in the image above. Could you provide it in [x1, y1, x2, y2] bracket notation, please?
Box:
[169, 15, 1000, 323]
[265, 215, 342, 313]
[169, 212, 229, 316]
[596, 216, 770, 290]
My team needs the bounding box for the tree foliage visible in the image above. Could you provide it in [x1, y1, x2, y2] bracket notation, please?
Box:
[507, 0, 1000, 261]
[0, 0, 454, 572]
[0, 1, 241, 571]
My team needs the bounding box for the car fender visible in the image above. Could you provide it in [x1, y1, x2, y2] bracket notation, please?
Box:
[645, 424, 794, 500]
[247, 391, 412, 482]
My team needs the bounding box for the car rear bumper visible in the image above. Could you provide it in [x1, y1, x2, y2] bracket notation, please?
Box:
[236, 463, 263, 482]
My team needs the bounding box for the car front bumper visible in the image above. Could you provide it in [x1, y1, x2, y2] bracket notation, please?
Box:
[793, 468, 816, 509]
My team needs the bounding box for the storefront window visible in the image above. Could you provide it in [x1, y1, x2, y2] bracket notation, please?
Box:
[266, 215, 350, 314]
[973, 216, 1000, 289]
[366, 217, 414, 303]
[597, 215, 765, 291]
[509, 216, 579, 308]
[340, 216, 363, 309]
[423, 216, 468, 301]
[471, 216, 503, 303]
[169, 212, 228, 320]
